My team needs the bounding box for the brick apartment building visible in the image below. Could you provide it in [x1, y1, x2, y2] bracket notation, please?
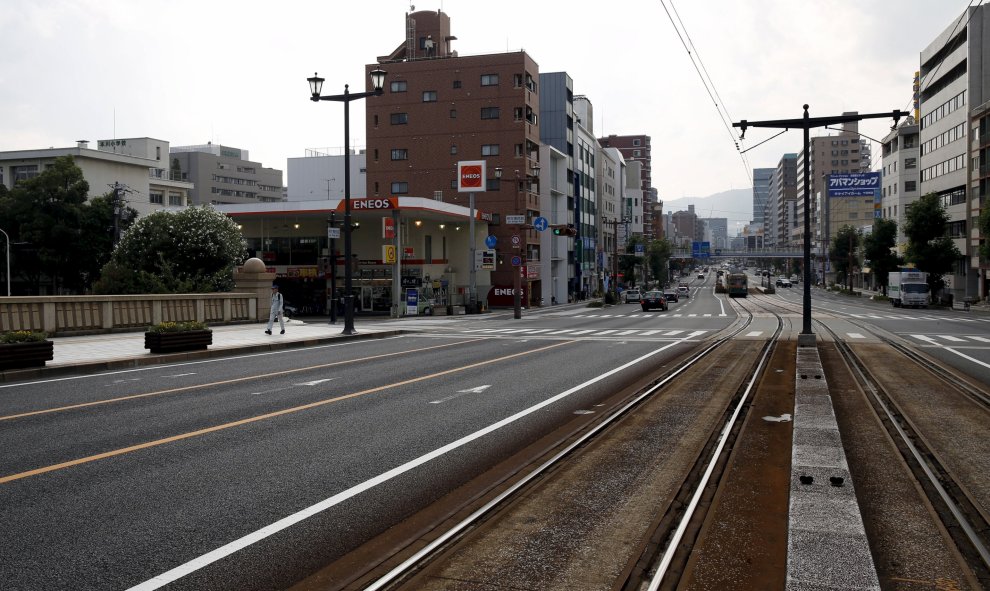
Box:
[365, 9, 543, 304]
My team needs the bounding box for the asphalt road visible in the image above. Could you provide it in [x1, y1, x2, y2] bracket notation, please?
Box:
[2, 271, 987, 590]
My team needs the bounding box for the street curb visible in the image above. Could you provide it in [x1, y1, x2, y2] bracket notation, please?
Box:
[0, 330, 408, 383]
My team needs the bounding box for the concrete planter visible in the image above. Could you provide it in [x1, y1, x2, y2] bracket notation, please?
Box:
[144, 329, 213, 354]
[0, 340, 54, 370]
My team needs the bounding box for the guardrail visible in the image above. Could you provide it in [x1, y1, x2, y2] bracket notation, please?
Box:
[0, 293, 259, 336]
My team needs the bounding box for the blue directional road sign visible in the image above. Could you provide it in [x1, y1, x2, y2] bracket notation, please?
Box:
[533, 216, 549, 232]
[485, 235, 497, 248]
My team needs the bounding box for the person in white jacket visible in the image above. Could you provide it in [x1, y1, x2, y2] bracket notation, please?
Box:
[266, 284, 285, 335]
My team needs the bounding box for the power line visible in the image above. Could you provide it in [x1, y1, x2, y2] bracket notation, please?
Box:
[660, 0, 752, 186]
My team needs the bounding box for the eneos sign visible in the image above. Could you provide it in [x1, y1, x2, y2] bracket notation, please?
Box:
[457, 160, 487, 192]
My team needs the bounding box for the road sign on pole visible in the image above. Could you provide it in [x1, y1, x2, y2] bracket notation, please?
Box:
[533, 216, 548, 231]
[505, 214, 526, 225]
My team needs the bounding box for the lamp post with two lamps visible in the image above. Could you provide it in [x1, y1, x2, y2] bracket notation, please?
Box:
[308, 67, 387, 335]
[0, 228, 10, 297]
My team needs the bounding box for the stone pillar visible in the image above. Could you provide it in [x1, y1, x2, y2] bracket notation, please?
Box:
[233, 258, 276, 322]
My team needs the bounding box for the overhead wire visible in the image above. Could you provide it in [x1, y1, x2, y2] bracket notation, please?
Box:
[660, 0, 753, 185]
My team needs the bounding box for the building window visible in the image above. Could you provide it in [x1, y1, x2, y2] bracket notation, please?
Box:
[905, 157, 916, 169]
[390, 80, 407, 92]
[453, 80, 461, 89]
[481, 107, 500, 120]
[633, 150, 641, 157]
[450, 144, 458, 155]
[390, 113, 408, 125]
[12, 165, 38, 182]
[374, 149, 379, 160]
[391, 182, 409, 194]
[513, 107, 523, 121]
[905, 180, 917, 192]
[150, 191, 164, 205]
[391, 149, 408, 161]
[481, 74, 499, 86]
[633, 139, 641, 146]
[373, 115, 378, 126]
[481, 144, 500, 156]
[422, 90, 438, 102]
[450, 109, 457, 118]
[486, 178, 500, 191]
[514, 144, 524, 157]
[168, 193, 182, 206]
[450, 179, 457, 189]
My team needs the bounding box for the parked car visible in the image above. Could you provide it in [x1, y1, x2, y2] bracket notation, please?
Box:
[775, 277, 792, 288]
[663, 289, 679, 303]
[677, 285, 690, 299]
[640, 290, 668, 311]
[623, 288, 641, 303]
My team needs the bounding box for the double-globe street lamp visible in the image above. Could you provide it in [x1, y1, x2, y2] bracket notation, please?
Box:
[308, 67, 387, 335]
[0, 228, 10, 296]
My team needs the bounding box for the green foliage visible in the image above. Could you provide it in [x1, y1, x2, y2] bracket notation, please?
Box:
[862, 218, 901, 295]
[830, 225, 860, 290]
[0, 330, 49, 343]
[904, 192, 962, 297]
[94, 206, 246, 294]
[146, 320, 210, 334]
[603, 291, 616, 305]
[585, 300, 603, 308]
[646, 239, 673, 287]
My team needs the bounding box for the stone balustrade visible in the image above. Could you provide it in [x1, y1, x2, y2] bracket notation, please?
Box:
[0, 293, 259, 336]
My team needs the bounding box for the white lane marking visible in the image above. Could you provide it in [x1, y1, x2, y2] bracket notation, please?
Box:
[937, 335, 966, 342]
[613, 330, 638, 336]
[912, 335, 990, 369]
[295, 379, 335, 386]
[664, 330, 683, 336]
[640, 330, 663, 336]
[570, 330, 595, 335]
[519, 329, 553, 334]
[745, 331, 763, 337]
[547, 329, 576, 334]
[688, 314, 698, 317]
[595, 330, 618, 335]
[163, 373, 197, 378]
[968, 336, 990, 343]
[127, 334, 698, 591]
[430, 384, 491, 404]
[112, 378, 141, 384]
[704, 314, 712, 317]
[847, 333, 866, 339]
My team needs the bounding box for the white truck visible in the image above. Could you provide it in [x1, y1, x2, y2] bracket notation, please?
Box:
[888, 270, 929, 308]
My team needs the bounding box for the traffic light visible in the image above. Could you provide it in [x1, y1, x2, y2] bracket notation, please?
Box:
[552, 224, 577, 237]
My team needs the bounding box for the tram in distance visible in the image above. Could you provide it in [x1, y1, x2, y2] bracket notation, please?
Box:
[727, 272, 748, 297]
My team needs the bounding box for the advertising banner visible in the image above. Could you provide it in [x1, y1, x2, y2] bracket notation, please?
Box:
[827, 172, 881, 198]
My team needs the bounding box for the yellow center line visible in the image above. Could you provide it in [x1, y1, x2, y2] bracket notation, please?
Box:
[0, 340, 574, 485]
[0, 339, 481, 422]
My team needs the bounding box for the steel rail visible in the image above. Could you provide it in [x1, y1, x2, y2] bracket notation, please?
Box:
[814, 319, 990, 572]
[645, 292, 784, 589]
[364, 297, 761, 590]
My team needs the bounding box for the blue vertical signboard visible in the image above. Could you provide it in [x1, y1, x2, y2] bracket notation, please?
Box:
[827, 172, 882, 218]
[691, 241, 711, 258]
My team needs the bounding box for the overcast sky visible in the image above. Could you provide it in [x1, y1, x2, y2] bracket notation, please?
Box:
[0, 0, 973, 201]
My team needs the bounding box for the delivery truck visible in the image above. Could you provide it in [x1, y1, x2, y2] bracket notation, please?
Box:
[888, 270, 929, 308]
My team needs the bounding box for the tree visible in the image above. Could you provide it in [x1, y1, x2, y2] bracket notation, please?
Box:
[830, 225, 860, 290]
[94, 206, 246, 294]
[0, 156, 90, 293]
[904, 192, 961, 300]
[77, 193, 138, 287]
[862, 218, 901, 295]
[618, 235, 646, 287]
[646, 239, 673, 287]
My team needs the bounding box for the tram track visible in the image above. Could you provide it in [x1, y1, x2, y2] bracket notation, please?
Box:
[291, 294, 788, 590]
[749, 289, 990, 585]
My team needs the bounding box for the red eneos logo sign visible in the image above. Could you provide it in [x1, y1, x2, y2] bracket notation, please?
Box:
[460, 165, 482, 188]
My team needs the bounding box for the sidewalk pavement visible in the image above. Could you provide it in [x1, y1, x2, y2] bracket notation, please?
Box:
[1, 318, 406, 383]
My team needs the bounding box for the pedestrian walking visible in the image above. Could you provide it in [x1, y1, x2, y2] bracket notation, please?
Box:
[266, 284, 285, 335]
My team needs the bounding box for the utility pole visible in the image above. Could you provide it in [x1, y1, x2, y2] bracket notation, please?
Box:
[733, 106, 907, 346]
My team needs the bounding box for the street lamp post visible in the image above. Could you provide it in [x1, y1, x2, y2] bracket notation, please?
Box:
[494, 165, 539, 319]
[0, 228, 10, 297]
[308, 67, 387, 335]
[733, 105, 907, 346]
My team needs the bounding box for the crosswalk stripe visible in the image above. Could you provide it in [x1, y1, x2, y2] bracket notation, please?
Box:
[688, 314, 697, 317]
[664, 330, 683, 336]
[521, 329, 553, 334]
[547, 329, 575, 334]
[847, 333, 866, 339]
[613, 330, 638, 336]
[570, 330, 595, 335]
[937, 335, 966, 342]
[640, 330, 663, 335]
[745, 331, 763, 337]
[596, 329, 618, 335]
[969, 336, 990, 342]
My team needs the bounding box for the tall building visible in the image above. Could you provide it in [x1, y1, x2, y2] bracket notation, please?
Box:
[365, 9, 542, 304]
[773, 154, 799, 247]
[919, 5, 990, 300]
[752, 168, 774, 230]
[598, 134, 656, 241]
[969, 101, 990, 299]
[286, 149, 367, 201]
[880, 119, 920, 249]
[793, 118, 872, 258]
[169, 142, 283, 205]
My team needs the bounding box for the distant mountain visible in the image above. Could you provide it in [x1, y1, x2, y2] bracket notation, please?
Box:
[661, 188, 753, 232]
